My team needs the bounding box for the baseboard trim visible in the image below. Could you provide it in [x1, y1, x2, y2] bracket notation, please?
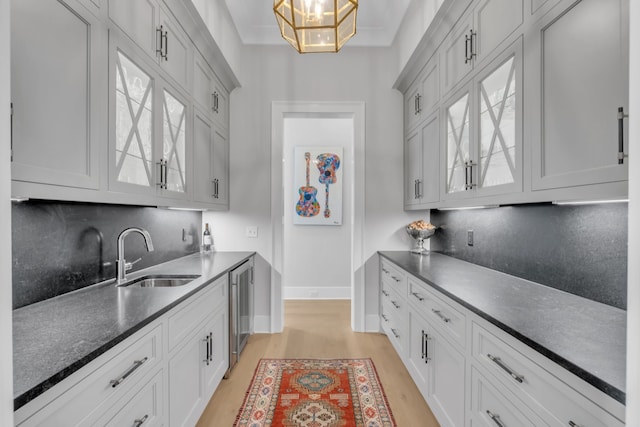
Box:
[253, 315, 271, 333]
[365, 314, 381, 333]
[284, 286, 351, 300]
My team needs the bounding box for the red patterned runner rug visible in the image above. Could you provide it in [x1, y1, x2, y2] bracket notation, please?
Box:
[234, 358, 397, 427]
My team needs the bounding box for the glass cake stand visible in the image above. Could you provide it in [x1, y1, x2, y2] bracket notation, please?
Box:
[406, 226, 436, 255]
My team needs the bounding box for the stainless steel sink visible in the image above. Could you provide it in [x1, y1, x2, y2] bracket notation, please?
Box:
[119, 274, 200, 288]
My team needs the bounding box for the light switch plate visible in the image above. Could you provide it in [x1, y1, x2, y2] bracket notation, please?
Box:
[246, 226, 258, 238]
[467, 230, 474, 246]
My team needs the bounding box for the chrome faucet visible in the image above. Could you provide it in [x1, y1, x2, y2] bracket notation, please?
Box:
[116, 227, 154, 285]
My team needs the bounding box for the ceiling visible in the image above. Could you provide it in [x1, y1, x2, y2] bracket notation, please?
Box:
[224, 0, 412, 47]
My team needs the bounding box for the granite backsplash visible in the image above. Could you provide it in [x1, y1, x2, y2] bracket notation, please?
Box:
[430, 202, 628, 309]
[12, 200, 202, 309]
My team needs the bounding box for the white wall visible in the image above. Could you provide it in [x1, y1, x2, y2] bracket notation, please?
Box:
[203, 45, 428, 328]
[627, 1, 640, 424]
[1, 0, 13, 423]
[283, 117, 352, 299]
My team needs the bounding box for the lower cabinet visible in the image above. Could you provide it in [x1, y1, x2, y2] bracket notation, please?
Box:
[407, 310, 465, 427]
[379, 257, 625, 427]
[15, 276, 230, 427]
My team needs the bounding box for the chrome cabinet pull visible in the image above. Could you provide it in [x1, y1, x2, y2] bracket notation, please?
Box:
[212, 178, 219, 199]
[488, 354, 524, 383]
[568, 421, 582, 427]
[486, 410, 506, 427]
[421, 330, 425, 360]
[381, 289, 389, 297]
[618, 106, 628, 164]
[465, 30, 477, 64]
[416, 94, 421, 114]
[422, 331, 431, 363]
[390, 276, 400, 283]
[204, 334, 210, 365]
[133, 414, 149, 427]
[208, 332, 213, 362]
[213, 91, 219, 113]
[156, 26, 167, 60]
[464, 160, 476, 190]
[381, 268, 389, 274]
[381, 314, 389, 322]
[432, 309, 451, 323]
[410, 291, 425, 302]
[390, 328, 400, 339]
[157, 159, 167, 189]
[391, 300, 400, 309]
[110, 357, 148, 388]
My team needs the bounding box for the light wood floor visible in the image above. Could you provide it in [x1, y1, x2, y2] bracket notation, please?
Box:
[196, 300, 440, 426]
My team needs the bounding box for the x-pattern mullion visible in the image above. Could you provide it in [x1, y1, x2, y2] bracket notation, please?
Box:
[115, 56, 153, 185]
[479, 59, 516, 186]
[162, 93, 186, 191]
[447, 96, 470, 192]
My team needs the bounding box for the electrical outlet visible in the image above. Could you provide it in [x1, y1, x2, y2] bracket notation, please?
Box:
[246, 226, 258, 238]
[467, 230, 474, 246]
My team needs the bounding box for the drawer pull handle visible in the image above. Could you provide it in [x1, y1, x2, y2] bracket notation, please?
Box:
[410, 291, 425, 301]
[110, 357, 149, 388]
[382, 290, 390, 297]
[381, 268, 389, 274]
[390, 328, 400, 339]
[204, 334, 211, 365]
[568, 422, 582, 427]
[432, 309, 451, 323]
[391, 301, 400, 309]
[486, 410, 506, 427]
[391, 276, 400, 282]
[422, 330, 431, 363]
[381, 314, 389, 322]
[488, 354, 524, 383]
[133, 414, 149, 427]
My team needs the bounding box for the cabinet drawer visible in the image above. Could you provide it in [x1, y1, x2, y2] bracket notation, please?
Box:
[100, 368, 164, 427]
[473, 322, 624, 427]
[408, 278, 466, 348]
[17, 324, 162, 427]
[380, 260, 407, 296]
[381, 298, 406, 356]
[471, 367, 545, 427]
[168, 276, 227, 351]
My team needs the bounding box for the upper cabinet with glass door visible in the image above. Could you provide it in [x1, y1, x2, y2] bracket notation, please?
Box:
[108, 0, 191, 92]
[110, 35, 191, 201]
[443, 39, 522, 201]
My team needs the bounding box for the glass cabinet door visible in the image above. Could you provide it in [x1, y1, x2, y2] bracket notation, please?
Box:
[114, 50, 154, 188]
[161, 89, 187, 194]
[445, 91, 471, 195]
[478, 55, 516, 189]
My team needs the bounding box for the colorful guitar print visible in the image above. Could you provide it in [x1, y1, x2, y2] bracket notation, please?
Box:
[316, 153, 341, 218]
[296, 152, 321, 217]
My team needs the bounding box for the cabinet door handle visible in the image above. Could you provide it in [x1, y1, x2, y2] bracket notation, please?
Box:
[204, 334, 211, 365]
[465, 32, 470, 63]
[156, 26, 167, 60]
[410, 291, 424, 302]
[416, 94, 421, 114]
[465, 30, 477, 64]
[618, 106, 628, 164]
[133, 414, 149, 427]
[414, 94, 419, 115]
[212, 178, 219, 199]
[488, 354, 524, 383]
[110, 357, 148, 388]
[157, 158, 167, 189]
[209, 332, 213, 362]
[163, 29, 168, 60]
[421, 330, 426, 359]
[432, 309, 451, 323]
[464, 161, 476, 190]
[423, 331, 431, 363]
[486, 410, 506, 427]
[213, 91, 219, 113]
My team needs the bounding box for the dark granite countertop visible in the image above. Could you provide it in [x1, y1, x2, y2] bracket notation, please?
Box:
[13, 251, 255, 410]
[378, 251, 626, 404]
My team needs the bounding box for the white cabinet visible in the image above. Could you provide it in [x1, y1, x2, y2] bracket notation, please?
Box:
[167, 276, 228, 427]
[109, 35, 191, 202]
[15, 324, 164, 427]
[443, 39, 522, 200]
[10, 0, 105, 191]
[441, 0, 523, 96]
[407, 311, 465, 427]
[211, 128, 229, 206]
[108, 0, 190, 91]
[405, 112, 440, 209]
[530, 0, 629, 192]
[404, 59, 439, 133]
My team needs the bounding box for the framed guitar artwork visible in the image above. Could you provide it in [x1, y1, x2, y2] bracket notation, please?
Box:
[293, 146, 343, 226]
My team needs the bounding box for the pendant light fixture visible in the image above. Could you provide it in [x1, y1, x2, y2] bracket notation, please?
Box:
[273, 0, 358, 53]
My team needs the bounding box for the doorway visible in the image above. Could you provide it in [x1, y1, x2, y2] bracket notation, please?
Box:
[271, 102, 365, 333]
